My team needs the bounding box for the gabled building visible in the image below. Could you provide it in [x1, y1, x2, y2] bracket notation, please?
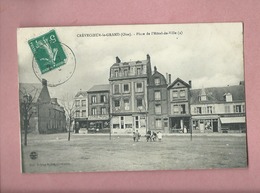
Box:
[167, 78, 192, 133]
[87, 84, 110, 133]
[190, 83, 246, 133]
[74, 90, 88, 132]
[19, 79, 66, 134]
[147, 66, 169, 133]
[109, 55, 152, 135]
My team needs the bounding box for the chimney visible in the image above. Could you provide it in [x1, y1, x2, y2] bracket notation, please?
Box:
[42, 79, 47, 86]
[166, 73, 169, 84]
[116, 56, 121, 63]
[169, 74, 171, 84]
[146, 54, 150, 61]
[154, 66, 157, 72]
[189, 80, 192, 88]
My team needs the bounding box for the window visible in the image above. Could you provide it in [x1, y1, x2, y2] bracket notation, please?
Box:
[81, 100, 86, 107]
[120, 116, 124, 129]
[155, 118, 162, 128]
[180, 90, 186, 97]
[197, 107, 202, 114]
[91, 108, 97, 115]
[125, 124, 132, 128]
[124, 69, 128, 76]
[200, 95, 207, 101]
[91, 96, 97, 104]
[225, 105, 230, 113]
[207, 106, 213, 114]
[172, 91, 178, 98]
[75, 100, 80, 107]
[233, 105, 244, 113]
[137, 68, 141, 75]
[137, 98, 143, 107]
[114, 100, 120, 107]
[82, 110, 86, 117]
[173, 105, 179, 114]
[123, 84, 129, 93]
[181, 104, 186, 114]
[154, 91, 161, 100]
[114, 70, 119, 77]
[114, 84, 120, 94]
[113, 124, 120, 129]
[136, 83, 143, 92]
[154, 78, 160, 85]
[155, 104, 162, 114]
[101, 95, 106, 103]
[101, 107, 107, 115]
[76, 110, 80, 117]
[124, 99, 130, 110]
[135, 116, 139, 128]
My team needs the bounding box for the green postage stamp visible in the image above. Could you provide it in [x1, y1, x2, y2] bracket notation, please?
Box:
[28, 30, 67, 74]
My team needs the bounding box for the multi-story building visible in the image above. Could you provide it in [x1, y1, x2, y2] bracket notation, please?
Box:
[167, 78, 192, 133]
[74, 90, 88, 132]
[87, 84, 110, 133]
[190, 82, 246, 133]
[19, 79, 66, 134]
[147, 66, 169, 133]
[109, 55, 152, 135]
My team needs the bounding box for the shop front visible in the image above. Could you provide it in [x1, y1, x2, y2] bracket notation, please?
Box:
[169, 115, 190, 133]
[220, 116, 246, 133]
[192, 115, 219, 133]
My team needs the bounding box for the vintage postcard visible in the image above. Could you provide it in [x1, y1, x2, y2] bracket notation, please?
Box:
[17, 23, 247, 173]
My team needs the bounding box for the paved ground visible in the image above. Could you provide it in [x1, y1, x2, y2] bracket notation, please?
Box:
[21, 133, 248, 173]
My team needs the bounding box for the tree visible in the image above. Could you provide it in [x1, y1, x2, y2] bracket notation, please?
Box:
[19, 86, 39, 146]
[60, 94, 75, 141]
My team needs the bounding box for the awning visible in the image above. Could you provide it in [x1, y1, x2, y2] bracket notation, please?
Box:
[192, 115, 219, 120]
[220, 117, 245, 124]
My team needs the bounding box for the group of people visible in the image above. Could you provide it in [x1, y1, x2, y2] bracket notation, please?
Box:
[132, 130, 162, 142]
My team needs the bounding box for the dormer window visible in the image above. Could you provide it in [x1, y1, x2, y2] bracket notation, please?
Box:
[114, 70, 119, 77]
[224, 93, 233, 102]
[123, 69, 128, 76]
[199, 95, 207, 101]
[154, 78, 160, 85]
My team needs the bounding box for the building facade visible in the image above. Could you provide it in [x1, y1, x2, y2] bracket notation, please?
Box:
[190, 83, 246, 133]
[147, 66, 169, 133]
[109, 55, 152, 135]
[167, 78, 192, 133]
[74, 90, 88, 132]
[87, 84, 110, 133]
[19, 79, 66, 134]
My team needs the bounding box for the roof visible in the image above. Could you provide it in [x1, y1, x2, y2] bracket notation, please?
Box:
[111, 59, 148, 68]
[168, 78, 191, 89]
[19, 83, 42, 103]
[190, 85, 245, 104]
[87, 84, 110, 93]
[75, 90, 88, 97]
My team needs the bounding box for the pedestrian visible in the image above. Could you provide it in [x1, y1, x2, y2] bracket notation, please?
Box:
[157, 131, 162, 142]
[133, 132, 136, 142]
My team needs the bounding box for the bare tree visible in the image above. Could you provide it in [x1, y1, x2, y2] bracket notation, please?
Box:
[19, 86, 40, 146]
[59, 94, 75, 141]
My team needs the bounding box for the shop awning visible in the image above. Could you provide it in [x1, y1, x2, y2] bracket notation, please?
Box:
[192, 115, 219, 120]
[220, 117, 245, 124]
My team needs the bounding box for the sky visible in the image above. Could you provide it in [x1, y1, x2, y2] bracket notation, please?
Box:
[17, 23, 244, 100]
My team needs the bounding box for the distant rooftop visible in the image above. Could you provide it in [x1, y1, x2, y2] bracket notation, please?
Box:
[190, 84, 245, 104]
[87, 84, 110, 93]
[75, 90, 88, 97]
